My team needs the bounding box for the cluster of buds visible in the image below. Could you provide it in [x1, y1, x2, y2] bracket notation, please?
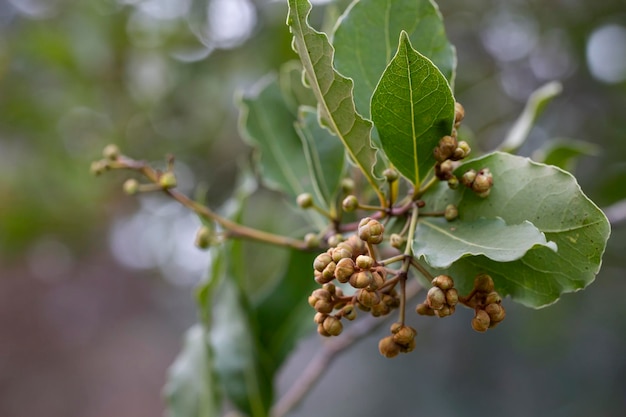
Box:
[309, 219, 400, 337]
[465, 273, 506, 332]
[461, 168, 493, 198]
[416, 275, 459, 318]
[434, 102, 471, 188]
[378, 322, 417, 358]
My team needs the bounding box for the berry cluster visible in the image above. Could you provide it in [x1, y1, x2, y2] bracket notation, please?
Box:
[464, 274, 506, 332]
[434, 103, 472, 189]
[416, 275, 459, 318]
[461, 168, 494, 198]
[308, 219, 400, 337]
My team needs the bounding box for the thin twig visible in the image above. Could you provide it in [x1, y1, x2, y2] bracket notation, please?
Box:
[270, 280, 421, 417]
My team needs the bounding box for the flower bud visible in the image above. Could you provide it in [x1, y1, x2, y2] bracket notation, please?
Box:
[341, 304, 357, 321]
[485, 291, 502, 305]
[323, 316, 343, 336]
[304, 233, 320, 249]
[447, 176, 459, 189]
[322, 262, 336, 282]
[90, 160, 108, 176]
[327, 234, 344, 248]
[159, 172, 177, 189]
[434, 135, 458, 162]
[472, 168, 493, 194]
[334, 258, 355, 283]
[416, 302, 435, 316]
[369, 270, 386, 290]
[358, 217, 385, 244]
[485, 303, 506, 323]
[392, 325, 417, 346]
[312, 288, 332, 302]
[435, 159, 455, 181]
[454, 102, 465, 125]
[296, 193, 314, 208]
[123, 179, 139, 195]
[445, 288, 459, 306]
[461, 169, 477, 187]
[317, 323, 331, 337]
[357, 289, 380, 308]
[444, 204, 459, 221]
[435, 305, 455, 318]
[474, 273, 495, 293]
[331, 246, 352, 263]
[383, 168, 399, 183]
[371, 302, 390, 317]
[471, 309, 491, 332]
[314, 312, 327, 324]
[314, 299, 333, 314]
[194, 226, 213, 249]
[313, 253, 332, 272]
[432, 275, 454, 290]
[102, 144, 121, 160]
[342, 195, 359, 212]
[350, 270, 372, 289]
[426, 287, 446, 310]
[355, 255, 374, 270]
[341, 178, 355, 194]
[379, 335, 401, 358]
[389, 233, 405, 249]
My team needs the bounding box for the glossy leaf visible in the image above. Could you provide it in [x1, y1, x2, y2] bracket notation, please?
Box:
[414, 217, 556, 268]
[333, 0, 456, 118]
[238, 75, 314, 200]
[497, 81, 563, 153]
[287, 0, 382, 200]
[420, 152, 610, 308]
[295, 106, 346, 209]
[371, 31, 455, 188]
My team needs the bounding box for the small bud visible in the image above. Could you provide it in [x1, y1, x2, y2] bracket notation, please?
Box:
[444, 204, 459, 221]
[371, 302, 390, 317]
[392, 325, 417, 346]
[390, 322, 402, 334]
[416, 302, 435, 316]
[123, 179, 140, 195]
[344, 235, 367, 256]
[321, 262, 336, 282]
[485, 291, 502, 305]
[378, 335, 401, 358]
[327, 234, 344, 248]
[312, 288, 332, 302]
[159, 172, 177, 189]
[341, 178, 355, 194]
[331, 246, 352, 263]
[90, 160, 108, 176]
[485, 303, 506, 323]
[313, 253, 332, 272]
[454, 102, 465, 125]
[102, 144, 121, 160]
[357, 289, 380, 308]
[334, 258, 355, 283]
[445, 288, 459, 306]
[194, 226, 213, 249]
[451, 141, 471, 161]
[461, 169, 477, 187]
[435, 305, 455, 318]
[382, 293, 400, 308]
[308, 295, 318, 308]
[369, 270, 386, 290]
[322, 283, 336, 294]
[349, 270, 372, 289]
[314, 299, 333, 314]
[471, 309, 491, 332]
[472, 172, 493, 194]
[296, 193, 314, 209]
[342, 195, 359, 212]
[432, 275, 454, 291]
[458, 141, 471, 156]
[447, 176, 459, 189]
[358, 217, 385, 244]
[383, 168, 399, 183]
[317, 323, 331, 337]
[341, 305, 357, 321]
[323, 316, 343, 336]
[314, 312, 327, 324]
[435, 159, 455, 181]
[434, 135, 458, 162]
[426, 287, 446, 310]
[304, 233, 320, 249]
[355, 255, 374, 270]
[389, 233, 405, 249]
[474, 273, 495, 293]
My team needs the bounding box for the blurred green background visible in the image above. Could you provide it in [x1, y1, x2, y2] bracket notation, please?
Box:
[1, 0, 625, 416]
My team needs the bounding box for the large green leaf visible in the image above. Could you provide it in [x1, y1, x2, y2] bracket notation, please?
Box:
[295, 106, 346, 210]
[420, 152, 611, 308]
[238, 75, 314, 200]
[287, 0, 382, 201]
[333, 0, 456, 119]
[371, 31, 455, 188]
[163, 325, 220, 417]
[279, 60, 317, 113]
[414, 217, 556, 268]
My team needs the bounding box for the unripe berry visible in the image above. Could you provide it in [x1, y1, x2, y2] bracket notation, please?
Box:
[323, 316, 343, 336]
[471, 309, 491, 332]
[102, 144, 121, 160]
[123, 178, 140, 195]
[426, 287, 446, 310]
[461, 169, 477, 187]
[350, 270, 372, 289]
[445, 288, 459, 306]
[334, 258, 355, 283]
[313, 253, 332, 272]
[341, 304, 357, 321]
[379, 335, 401, 358]
[296, 193, 314, 208]
[358, 217, 384, 244]
[474, 273, 495, 293]
[194, 226, 213, 249]
[383, 168, 399, 183]
[355, 255, 374, 270]
[342, 195, 359, 212]
[357, 289, 380, 308]
[432, 275, 454, 290]
[416, 302, 435, 316]
[159, 172, 177, 189]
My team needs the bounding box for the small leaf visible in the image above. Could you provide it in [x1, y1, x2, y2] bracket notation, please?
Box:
[371, 31, 455, 188]
[532, 138, 600, 172]
[287, 0, 383, 202]
[497, 81, 563, 153]
[238, 75, 314, 200]
[164, 325, 220, 417]
[414, 217, 556, 268]
[333, 0, 456, 118]
[296, 106, 346, 209]
[421, 152, 611, 308]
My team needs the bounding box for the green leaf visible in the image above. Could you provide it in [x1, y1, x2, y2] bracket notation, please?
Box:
[238, 75, 315, 200]
[532, 138, 601, 172]
[163, 325, 220, 417]
[333, 0, 456, 119]
[287, 0, 383, 201]
[371, 31, 455, 188]
[414, 217, 556, 268]
[421, 152, 611, 308]
[296, 106, 346, 209]
[497, 81, 563, 153]
[279, 60, 317, 113]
